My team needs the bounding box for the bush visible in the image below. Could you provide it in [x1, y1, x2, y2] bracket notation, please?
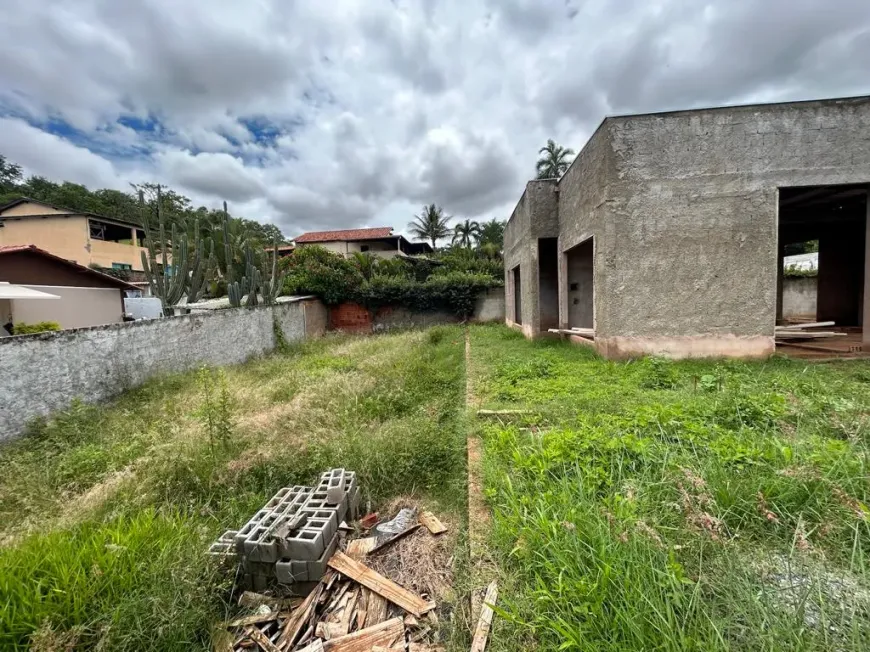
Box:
[13, 321, 61, 335]
[280, 246, 363, 304]
[359, 271, 499, 317]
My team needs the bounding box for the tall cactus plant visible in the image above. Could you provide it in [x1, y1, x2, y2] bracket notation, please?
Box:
[140, 186, 191, 314]
[260, 237, 287, 306]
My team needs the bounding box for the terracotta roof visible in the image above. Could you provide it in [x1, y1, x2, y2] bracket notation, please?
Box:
[294, 227, 394, 243]
[0, 244, 139, 290]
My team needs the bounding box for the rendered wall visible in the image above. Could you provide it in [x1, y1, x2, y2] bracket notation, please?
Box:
[12, 285, 124, 329]
[559, 96, 870, 358]
[782, 277, 817, 320]
[0, 299, 325, 441]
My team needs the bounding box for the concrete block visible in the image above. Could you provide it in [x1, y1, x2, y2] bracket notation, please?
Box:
[207, 541, 237, 558]
[299, 511, 337, 541]
[264, 486, 291, 510]
[242, 558, 275, 576]
[235, 509, 272, 555]
[282, 527, 324, 561]
[275, 559, 309, 584]
[244, 513, 281, 563]
[287, 580, 320, 597]
[324, 468, 346, 505]
[306, 532, 339, 580]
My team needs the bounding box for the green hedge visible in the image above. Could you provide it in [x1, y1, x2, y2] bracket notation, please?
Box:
[281, 246, 501, 317]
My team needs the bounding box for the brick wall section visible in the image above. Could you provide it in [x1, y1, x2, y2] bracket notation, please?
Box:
[0, 298, 326, 442]
[328, 302, 372, 333]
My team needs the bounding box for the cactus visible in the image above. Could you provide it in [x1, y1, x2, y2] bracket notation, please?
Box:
[187, 220, 216, 304]
[260, 237, 287, 306]
[140, 186, 193, 314]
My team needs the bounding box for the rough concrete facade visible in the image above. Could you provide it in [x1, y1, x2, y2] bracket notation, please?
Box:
[0, 298, 326, 441]
[783, 276, 817, 321]
[505, 96, 870, 358]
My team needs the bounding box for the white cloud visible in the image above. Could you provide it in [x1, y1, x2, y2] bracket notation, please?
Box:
[1, 0, 869, 239]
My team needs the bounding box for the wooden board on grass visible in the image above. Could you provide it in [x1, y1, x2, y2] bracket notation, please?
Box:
[419, 511, 448, 535]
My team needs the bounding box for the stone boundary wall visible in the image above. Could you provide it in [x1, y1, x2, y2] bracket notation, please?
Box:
[783, 276, 818, 321]
[0, 298, 327, 442]
[328, 287, 506, 333]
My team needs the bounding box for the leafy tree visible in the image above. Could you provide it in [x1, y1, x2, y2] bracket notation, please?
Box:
[350, 252, 377, 281]
[452, 219, 481, 248]
[0, 154, 23, 195]
[408, 204, 451, 250]
[535, 139, 575, 179]
[477, 218, 505, 249]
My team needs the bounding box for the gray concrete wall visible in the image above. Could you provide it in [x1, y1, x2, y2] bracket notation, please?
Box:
[0, 298, 326, 441]
[370, 287, 506, 331]
[782, 276, 817, 320]
[474, 287, 505, 322]
[503, 180, 558, 336]
[566, 239, 594, 328]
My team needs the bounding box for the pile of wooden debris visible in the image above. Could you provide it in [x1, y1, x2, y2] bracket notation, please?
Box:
[217, 510, 452, 652]
[774, 321, 844, 343]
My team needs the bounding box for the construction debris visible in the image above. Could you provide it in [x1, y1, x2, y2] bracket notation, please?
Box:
[208, 469, 361, 593]
[547, 327, 594, 337]
[368, 524, 422, 555]
[470, 581, 498, 652]
[775, 321, 846, 342]
[218, 493, 451, 652]
[418, 512, 447, 535]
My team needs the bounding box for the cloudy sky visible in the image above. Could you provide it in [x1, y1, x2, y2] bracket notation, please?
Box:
[1, 0, 868, 238]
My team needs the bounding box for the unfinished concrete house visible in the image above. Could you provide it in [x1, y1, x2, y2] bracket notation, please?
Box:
[504, 96, 870, 359]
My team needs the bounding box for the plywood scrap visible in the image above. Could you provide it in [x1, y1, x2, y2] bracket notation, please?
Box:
[470, 580, 498, 652]
[346, 536, 378, 560]
[315, 622, 347, 640]
[368, 524, 422, 555]
[321, 617, 404, 652]
[225, 611, 278, 628]
[364, 591, 389, 628]
[297, 640, 324, 652]
[418, 511, 447, 535]
[245, 625, 281, 652]
[328, 551, 436, 618]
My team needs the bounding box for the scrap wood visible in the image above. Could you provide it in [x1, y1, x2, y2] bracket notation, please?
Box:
[328, 551, 436, 618]
[276, 583, 323, 650]
[774, 331, 846, 339]
[296, 641, 324, 652]
[225, 611, 279, 628]
[368, 524, 422, 555]
[777, 321, 835, 330]
[364, 591, 389, 628]
[346, 536, 378, 560]
[321, 617, 404, 652]
[418, 512, 448, 535]
[470, 580, 498, 652]
[476, 409, 530, 417]
[239, 592, 302, 611]
[245, 625, 282, 652]
[360, 513, 380, 529]
[315, 622, 347, 640]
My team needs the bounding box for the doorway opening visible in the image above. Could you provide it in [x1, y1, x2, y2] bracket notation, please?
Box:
[777, 184, 868, 356]
[512, 265, 522, 325]
[538, 238, 559, 332]
[565, 238, 593, 329]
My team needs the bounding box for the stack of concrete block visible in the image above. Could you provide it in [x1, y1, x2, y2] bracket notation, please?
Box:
[208, 469, 361, 593]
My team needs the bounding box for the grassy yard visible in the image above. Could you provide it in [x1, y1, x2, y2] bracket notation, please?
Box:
[468, 325, 870, 651]
[0, 328, 468, 650]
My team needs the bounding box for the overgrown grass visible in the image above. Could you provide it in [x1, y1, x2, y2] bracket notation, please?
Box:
[0, 327, 467, 650]
[470, 324, 870, 651]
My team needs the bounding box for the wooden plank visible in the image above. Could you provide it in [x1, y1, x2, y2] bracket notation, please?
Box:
[276, 583, 322, 650]
[470, 580, 498, 652]
[316, 622, 347, 640]
[328, 551, 435, 617]
[774, 331, 846, 339]
[346, 536, 378, 560]
[368, 524, 422, 555]
[364, 590, 389, 628]
[419, 511, 448, 535]
[225, 611, 278, 628]
[476, 409, 530, 417]
[245, 625, 282, 652]
[322, 617, 404, 652]
[297, 640, 324, 652]
[777, 321, 835, 330]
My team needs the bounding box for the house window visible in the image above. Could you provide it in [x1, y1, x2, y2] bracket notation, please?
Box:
[360, 245, 370, 252]
[112, 263, 133, 270]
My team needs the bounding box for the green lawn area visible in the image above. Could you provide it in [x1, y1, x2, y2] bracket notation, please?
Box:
[0, 328, 468, 651]
[4, 323, 870, 651]
[468, 324, 870, 651]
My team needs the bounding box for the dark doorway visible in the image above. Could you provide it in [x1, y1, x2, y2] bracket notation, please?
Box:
[512, 265, 522, 325]
[778, 185, 867, 328]
[565, 238, 593, 329]
[538, 238, 559, 331]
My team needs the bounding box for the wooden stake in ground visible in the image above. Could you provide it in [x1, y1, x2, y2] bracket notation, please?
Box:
[419, 511, 448, 535]
[470, 580, 498, 652]
[328, 551, 436, 617]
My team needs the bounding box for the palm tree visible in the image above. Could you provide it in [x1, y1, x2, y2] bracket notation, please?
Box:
[350, 251, 376, 280]
[477, 218, 505, 249]
[535, 139, 575, 179]
[452, 219, 481, 248]
[408, 204, 451, 250]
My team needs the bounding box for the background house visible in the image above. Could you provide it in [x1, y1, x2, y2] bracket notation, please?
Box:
[0, 198, 148, 276]
[0, 245, 138, 329]
[294, 227, 432, 258]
